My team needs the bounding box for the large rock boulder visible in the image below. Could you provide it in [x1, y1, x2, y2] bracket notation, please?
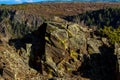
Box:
[87, 38, 103, 54]
[0, 15, 118, 80]
[43, 21, 88, 78]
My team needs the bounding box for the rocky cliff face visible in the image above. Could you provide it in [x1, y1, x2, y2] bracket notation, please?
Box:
[0, 9, 43, 42]
[0, 9, 118, 80]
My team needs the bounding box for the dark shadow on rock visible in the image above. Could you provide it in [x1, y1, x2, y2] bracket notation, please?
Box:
[117, 72, 120, 80]
[9, 38, 26, 50]
[29, 23, 47, 73]
[76, 44, 117, 80]
[0, 68, 3, 76]
[8, 23, 47, 74]
[77, 54, 91, 78]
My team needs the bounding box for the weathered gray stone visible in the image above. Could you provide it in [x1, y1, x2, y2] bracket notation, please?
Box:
[115, 43, 120, 72]
[50, 29, 68, 50]
[68, 24, 80, 36]
[0, 45, 38, 80]
[0, 14, 117, 80]
[44, 21, 88, 78]
[87, 38, 103, 54]
[69, 34, 86, 51]
[26, 43, 32, 56]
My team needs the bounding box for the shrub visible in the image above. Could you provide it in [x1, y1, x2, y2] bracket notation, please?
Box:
[100, 26, 120, 44]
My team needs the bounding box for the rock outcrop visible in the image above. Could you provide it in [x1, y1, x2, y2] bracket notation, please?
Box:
[0, 9, 43, 42]
[0, 9, 118, 80]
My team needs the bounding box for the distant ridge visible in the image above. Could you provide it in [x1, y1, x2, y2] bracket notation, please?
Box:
[23, 0, 120, 4]
[0, 0, 120, 5]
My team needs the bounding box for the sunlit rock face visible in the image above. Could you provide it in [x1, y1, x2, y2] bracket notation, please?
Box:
[0, 9, 118, 80]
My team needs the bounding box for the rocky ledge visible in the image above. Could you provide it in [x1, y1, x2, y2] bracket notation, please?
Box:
[0, 9, 119, 80]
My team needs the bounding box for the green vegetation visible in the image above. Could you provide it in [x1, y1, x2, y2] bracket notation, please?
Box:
[0, 9, 9, 21]
[100, 26, 120, 44]
[71, 8, 120, 28]
[0, 9, 38, 38]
